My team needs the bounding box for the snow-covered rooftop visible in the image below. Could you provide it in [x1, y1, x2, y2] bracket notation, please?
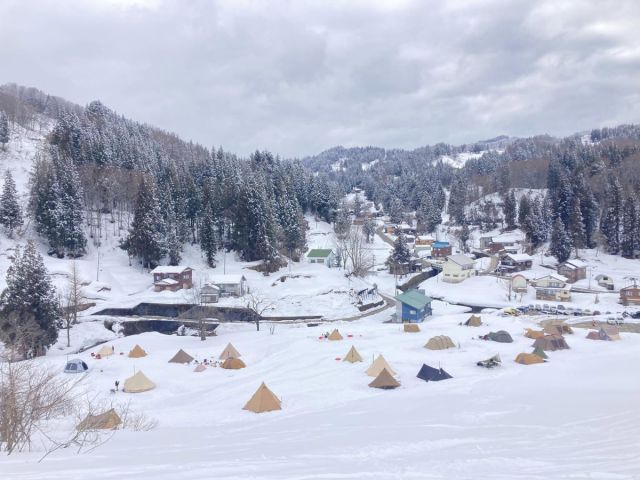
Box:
[561, 259, 587, 269]
[447, 254, 474, 267]
[151, 266, 192, 274]
[209, 274, 246, 285]
[504, 253, 533, 262]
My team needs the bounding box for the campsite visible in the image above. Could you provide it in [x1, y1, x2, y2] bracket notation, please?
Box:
[3, 307, 640, 479]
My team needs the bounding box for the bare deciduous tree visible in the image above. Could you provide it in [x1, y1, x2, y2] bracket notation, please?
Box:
[0, 360, 79, 455]
[336, 226, 374, 277]
[60, 262, 86, 348]
[246, 292, 274, 332]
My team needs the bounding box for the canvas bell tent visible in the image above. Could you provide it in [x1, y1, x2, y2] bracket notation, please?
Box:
[221, 357, 247, 369]
[365, 355, 396, 377]
[464, 315, 482, 327]
[343, 346, 363, 363]
[123, 371, 156, 393]
[243, 382, 282, 413]
[328, 329, 343, 341]
[515, 353, 545, 365]
[219, 343, 241, 360]
[403, 323, 420, 333]
[97, 345, 113, 357]
[169, 349, 194, 364]
[128, 345, 147, 358]
[368, 368, 400, 389]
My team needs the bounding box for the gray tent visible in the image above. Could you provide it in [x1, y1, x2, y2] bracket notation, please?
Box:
[486, 330, 513, 343]
[169, 349, 194, 364]
[532, 334, 569, 351]
[64, 358, 89, 374]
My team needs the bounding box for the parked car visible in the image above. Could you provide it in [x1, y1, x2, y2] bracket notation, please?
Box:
[584, 309, 593, 316]
[534, 304, 542, 311]
[574, 308, 584, 316]
[556, 305, 567, 315]
[541, 304, 552, 314]
[607, 316, 625, 325]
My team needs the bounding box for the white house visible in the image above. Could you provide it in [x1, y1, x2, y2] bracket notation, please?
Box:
[200, 283, 221, 304]
[442, 254, 475, 283]
[208, 274, 247, 297]
[306, 249, 336, 267]
[532, 274, 571, 302]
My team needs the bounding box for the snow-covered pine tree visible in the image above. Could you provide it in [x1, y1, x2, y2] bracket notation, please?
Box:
[569, 197, 585, 255]
[517, 195, 530, 227]
[447, 176, 468, 225]
[334, 204, 351, 240]
[601, 176, 623, 254]
[503, 190, 517, 229]
[0, 111, 9, 149]
[53, 154, 86, 256]
[0, 241, 61, 358]
[199, 183, 220, 268]
[121, 176, 167, 268]
[621, 196, 637, 258]
[388, 232, 412, 270]
[387, 197, 404, 224]
[0, 169, 23, 237]
[549, 217, 572, 263]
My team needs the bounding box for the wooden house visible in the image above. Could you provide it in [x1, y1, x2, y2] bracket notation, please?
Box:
[533, 274, 571, 302]
[620, 285, 640, 306]
[151, 266, 193, 292]
[557, 260, 587, 283]
[431, 241, 452, 259]
[200, 283, 221, 304]
[208, 274, 247, 297]
[499, 253, 533, 273]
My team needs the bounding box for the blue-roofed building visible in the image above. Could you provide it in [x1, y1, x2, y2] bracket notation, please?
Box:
[432, 241, 452, 258]
[394, 289, 433, 323]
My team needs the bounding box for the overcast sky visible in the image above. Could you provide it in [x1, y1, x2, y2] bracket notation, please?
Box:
[1, 0, 639, 157]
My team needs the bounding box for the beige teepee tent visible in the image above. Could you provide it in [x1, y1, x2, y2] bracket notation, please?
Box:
[193, 364, 207, 372]
[97, 345, 113, 357]
[77, 408, 122, 431]
[219, 343, 241, 360]
[221, 357, 247, 370]
[243, 382, 282, 413]
[424, 335, 456, 350]
[168, 349, 194, 364]
[128, 344, 147, 358]
[368, 367, 400, 389]
[365, 355, 396, 377]
[403, 323, 420, 333]
[328, 329, 343, 341]
[464, 315, 482, 327]
[123, 371, 156, 393]
[343, 346, 363, 363]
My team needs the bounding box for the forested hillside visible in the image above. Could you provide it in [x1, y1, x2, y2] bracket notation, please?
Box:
[303, 124, 640, 261]
[0, 84, 343, 271]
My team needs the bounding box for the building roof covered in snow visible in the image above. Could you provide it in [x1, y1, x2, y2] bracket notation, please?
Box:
[151, 266, 193, 274]
[503, 253, 533, 262]
[395, 290, 432, 309]
[560, 259, 587, 269]
[446, 254, 475, 267]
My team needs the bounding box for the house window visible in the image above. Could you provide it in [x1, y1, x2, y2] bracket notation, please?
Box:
[183, 273, 190, 279]
[410, 309, 417, 315]
[317, 259, 324, 263]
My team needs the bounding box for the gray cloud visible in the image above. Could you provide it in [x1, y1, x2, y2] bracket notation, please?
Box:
[1, 0, 639, 157]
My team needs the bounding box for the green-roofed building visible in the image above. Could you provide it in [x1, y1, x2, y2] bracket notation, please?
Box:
[306, 248, 336, 267]
[395, 289, 432, 323]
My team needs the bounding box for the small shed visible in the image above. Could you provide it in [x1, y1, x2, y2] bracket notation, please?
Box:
[620, 285, 640, 306]
[306, 249, 336, 267]
[209, 275, 247, 297]
[394, 289, 432, 323]
[431, 241, 452, 259]
[557, 259, 587, 283]
[201, 283, 221, 304]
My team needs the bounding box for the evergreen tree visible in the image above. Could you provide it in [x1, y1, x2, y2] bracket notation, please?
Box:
[579, 187, 599, 249]
[503, 190, 517, 229]
[121, 176, 167, 268]
[0, 169, 23, 237]
[199, 183, 220, 267]
[621, 196, 637, 258]
[334, 204, 352, 240]
[447, 176, 468, 225]
[53, 154, 86, 256]
[517, 195, 530, 226]
[0, 241, 61, 358]
[601, 176, 623, 254]
[0, 111, 9, 149]
[568, 197, 585, 255]
[388, 232, 411, 267]
[549, 218, 572, 263]
[416, 197, 441, 233]
[387, 197, 404, 224]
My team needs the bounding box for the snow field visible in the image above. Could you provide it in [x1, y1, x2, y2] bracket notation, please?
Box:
[4, 309, 640, 479]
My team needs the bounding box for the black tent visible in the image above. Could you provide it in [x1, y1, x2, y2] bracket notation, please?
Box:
[416, 364, 452, 382]
[487, 330, 513, 343]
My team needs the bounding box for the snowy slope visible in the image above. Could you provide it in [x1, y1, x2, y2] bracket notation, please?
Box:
[3, 309, 640, 479]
